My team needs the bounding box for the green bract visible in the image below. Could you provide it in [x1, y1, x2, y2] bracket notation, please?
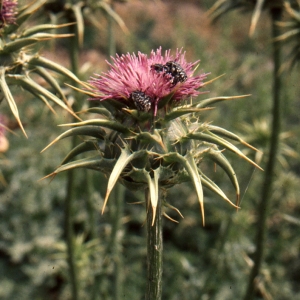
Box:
[43, 93, 262, 225]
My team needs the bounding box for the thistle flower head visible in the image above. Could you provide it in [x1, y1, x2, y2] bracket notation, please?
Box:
[89, 47, 208, 115]
[0, 0, 18, 28]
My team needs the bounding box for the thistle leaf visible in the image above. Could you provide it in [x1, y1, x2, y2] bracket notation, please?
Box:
[77, 107, 112, 119]
[72, 3, 85, 47]
[164, 107, 213, 122]
[1, 34, 73, 53]
[133, 130, 166, 152]
[97, 2, 129, 34]
[45, 156, 116, 176]
[144, 169, 159, 226]
[161, 151, 205, 225]
[59, 119, 130, 135]
[103, 146, 148, 214]
[122, 108, 152, 122]
[0, 69, 27, 137]
[196, 95, 251, 109]
[27, 55, 82, 84]
[33, 66, 69, 106]
[61, 140, 103, 165]
[202, 74, 225, 87]
[188, 131, 263, 170]
[199, 169, 239, 209]
[1, 38, 40, 53]
[207, 124, 261, 152]
[163, 201, 184, 219]
[41, 126, 106, 153]
[21, 23, 76, 37]
[185, 152, 205, 226]
[29, 91, 57, 115]
[205, 147, 240, 206]
[7, 74, 80, 120]
[17, 0, 48, 21]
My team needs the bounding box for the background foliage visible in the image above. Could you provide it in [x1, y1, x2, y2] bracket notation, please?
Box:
[0, 0, 299, 299]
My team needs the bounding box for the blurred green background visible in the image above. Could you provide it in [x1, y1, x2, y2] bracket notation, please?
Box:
[0, 0, 299, 299]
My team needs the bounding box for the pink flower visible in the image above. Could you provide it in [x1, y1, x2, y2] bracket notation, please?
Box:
[89, 47, 208, 115]
[0, 0, 18, 28]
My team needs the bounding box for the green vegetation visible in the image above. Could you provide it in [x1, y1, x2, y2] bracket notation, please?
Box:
[0, 1, 299, 299]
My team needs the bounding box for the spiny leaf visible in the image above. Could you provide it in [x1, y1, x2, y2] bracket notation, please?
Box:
[27, 55, 82, 84]
[0, 69, 27, 137]
[160, 151, 205, 226]
[163, 213, 179, 223]
[61, 140, 103, 165]
[199, 169, 239, 209]
[77, 107, 112, 119]
[43, 156, 116, 177]
[21, 23, 76, 37]
[72, 3, 85, 47]
[41, 126, 106, 152]
[164, 107, 213, 122]
[249, 0, 264, 36]
[202, 74, 225, 87]
[7, 74, 80, 120]
[103, 146, 148, 214]
[185, 152, 205, 226]
[188, 131, 263, 171]
[97, 2, 129, 34]
[132, 130, 166, 152]
[59, 119, 130, 135]
[1, 34, 73, 53]
[203, 146, 240, 206]
[122, 108, 152, 122]
[207, 124, 261, 153]
[32, 66, 69, 107]
[17, 0, 48, 21]
[144, 169, 159, 226]
[196, 95, 251, 109]
[29, 91, 57, 115]
[163, 201, 184, 219]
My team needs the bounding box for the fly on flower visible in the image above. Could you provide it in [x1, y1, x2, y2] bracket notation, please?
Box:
[89, 47, 208, 116]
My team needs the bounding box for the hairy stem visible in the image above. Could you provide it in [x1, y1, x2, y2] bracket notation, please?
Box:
[243, 7, 282, 300]
[145, 189, 163, 300]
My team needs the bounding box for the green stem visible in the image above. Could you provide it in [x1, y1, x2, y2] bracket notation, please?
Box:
[243, 7, 282, 300]
[145, 189, 163, 300]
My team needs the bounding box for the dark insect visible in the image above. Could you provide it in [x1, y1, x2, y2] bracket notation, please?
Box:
[151, 63, 167, 73]
[164, 61, 187, 86]
[151, 61, 187, 86]
[130, 91, 152, 112]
